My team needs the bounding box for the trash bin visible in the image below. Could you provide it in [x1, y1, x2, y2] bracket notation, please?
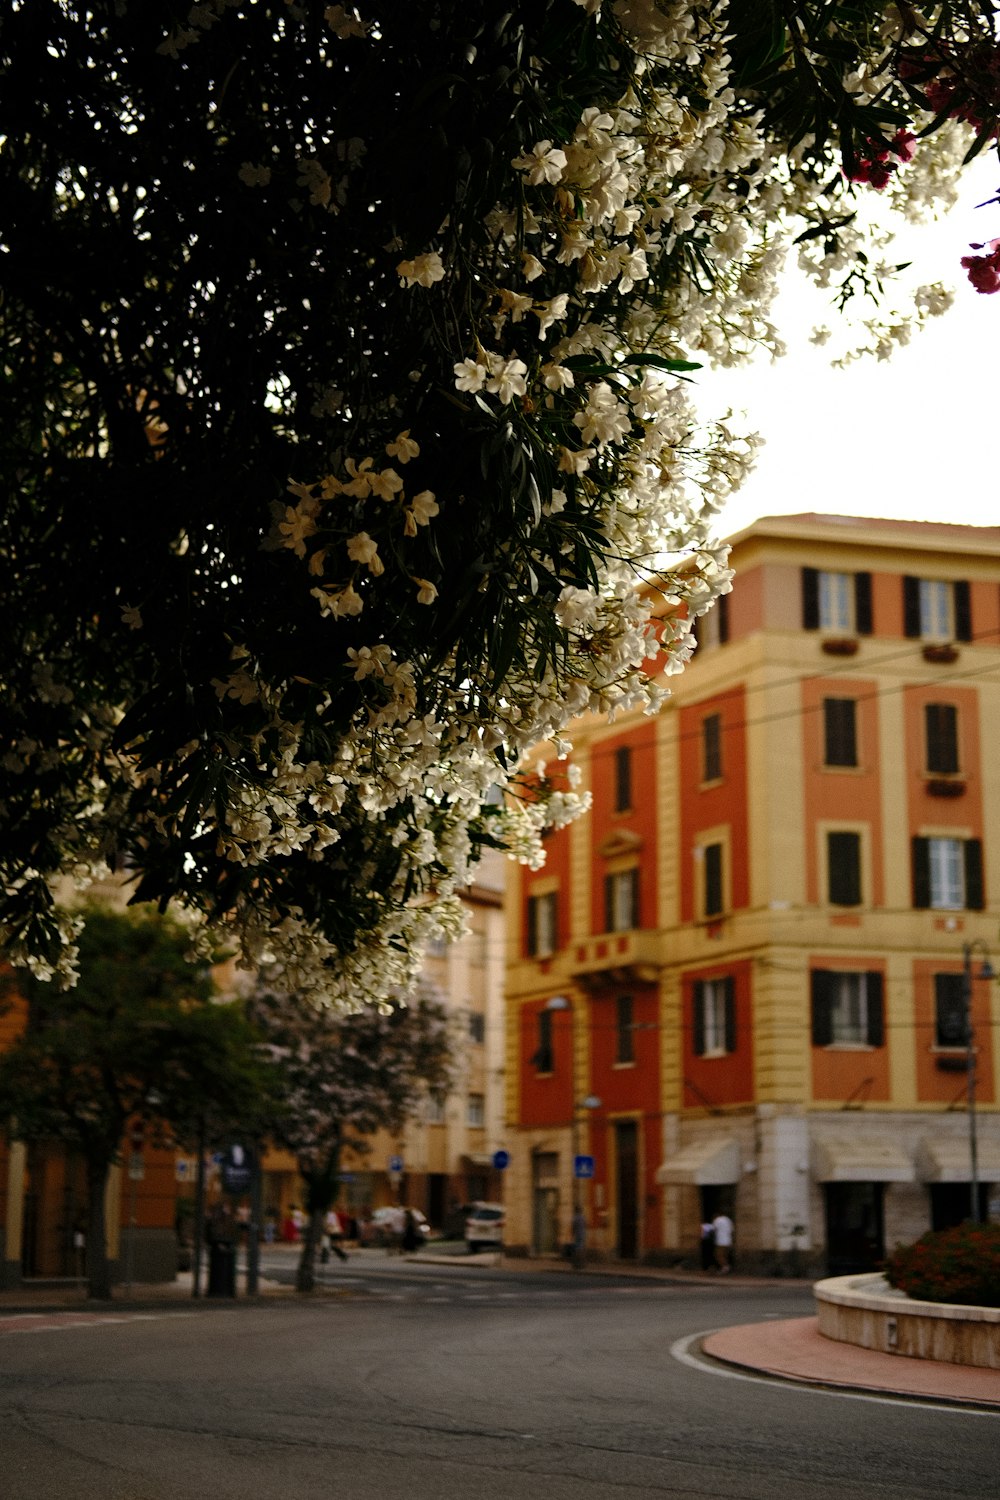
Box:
[207, 1242, 237, 1297]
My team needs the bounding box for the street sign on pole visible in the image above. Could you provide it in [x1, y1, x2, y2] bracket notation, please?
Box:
[389, 1154, 404, 1173]
[492, 1150, 510, 1171]
[573, 1154, 595, 1180]
[221, 1144, 255, 1195]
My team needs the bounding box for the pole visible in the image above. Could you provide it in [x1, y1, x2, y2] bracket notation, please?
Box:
[963, 945, 980, 1224]
[192, 1117, 206, 1298]
[246, 1144, 261, 1297]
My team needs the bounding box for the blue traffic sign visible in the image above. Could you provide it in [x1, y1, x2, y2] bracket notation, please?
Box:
[388, 1155, 404, 1173]
[573, 1154, 595, 1180]
[492, 1150, 510, 1171]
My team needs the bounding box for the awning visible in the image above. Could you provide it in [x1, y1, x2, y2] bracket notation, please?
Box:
[462, 1153, 496, 1169]
[656, 1136, 740, 1186]
[812, 1136, 914, 1183]
[915, 1136, 1000, 1184]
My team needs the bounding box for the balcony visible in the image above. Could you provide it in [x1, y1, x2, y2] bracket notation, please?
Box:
[571, 929, 661, 991]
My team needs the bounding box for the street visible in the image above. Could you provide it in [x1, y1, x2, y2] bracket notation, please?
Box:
[1, 1259, 994, 1500]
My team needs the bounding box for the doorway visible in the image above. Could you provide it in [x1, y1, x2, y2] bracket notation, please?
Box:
[615, 1121, 639, 1259]
[824, 1182, 884, 1275]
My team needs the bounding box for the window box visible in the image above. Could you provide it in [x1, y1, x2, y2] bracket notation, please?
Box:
[926, 778, 966, 798]
[922, 643, 959, 665]
[821, 637, 859, 656]
[934, 1053, 970, 1073]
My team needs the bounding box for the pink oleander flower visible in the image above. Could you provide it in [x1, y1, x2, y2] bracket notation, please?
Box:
[845, 129, 917, 190]
[960, 238, 1000, 295]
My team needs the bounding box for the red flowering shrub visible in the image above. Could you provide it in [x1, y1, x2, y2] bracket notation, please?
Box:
[884, 1222, 1000, 1307]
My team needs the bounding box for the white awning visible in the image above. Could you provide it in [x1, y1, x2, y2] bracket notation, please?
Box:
[915, 1135, 1000, 1184]
[656, 1136, 740, 1186]
[812, 1136, 914, 1183]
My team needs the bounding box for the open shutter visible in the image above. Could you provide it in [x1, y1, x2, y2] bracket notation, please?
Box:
[692, 982, 706, 1056]
[704, 844, 723, 918]
[723, 976, 737, 1054]
[903, 576, 921, 638]
[526, 896, 538, 957]
[954, 580, 972, 642]
[811, 970, 833, 1046]
[854, 573, 873, 635]
[964, 838, 984, 910]
[628, 867, 640, 928]
[912, 836, 931, 908]
[866, 972, 885, 1047]
[802, 567, 819, 630]
[603, 874, 614, 933]
[717, 592, 730, 644]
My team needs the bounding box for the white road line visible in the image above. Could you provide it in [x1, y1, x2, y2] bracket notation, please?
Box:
[670, 1331, 998, 1418]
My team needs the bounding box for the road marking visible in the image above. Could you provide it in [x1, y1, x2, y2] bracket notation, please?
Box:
[670, 1331, 999, 1417]
[0, 1311, 197, 1336]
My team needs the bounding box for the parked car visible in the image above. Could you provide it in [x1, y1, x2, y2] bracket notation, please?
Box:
[361, 1206, 431, 1248]
[465, 1202, 505, 1253]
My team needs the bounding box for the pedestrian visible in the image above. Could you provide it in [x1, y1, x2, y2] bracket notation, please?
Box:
[325, 1207, 348, 1261]
[571, 1203, 587, 1271]
[712, 1211, 734, 1273]
[401, 1209, 422, 1254]
[699, 1218, 715, 1272]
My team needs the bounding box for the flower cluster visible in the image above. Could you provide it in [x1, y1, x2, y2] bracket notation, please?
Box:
[1, 1, 997, 1006]
[884, 1221, 1000, 1307]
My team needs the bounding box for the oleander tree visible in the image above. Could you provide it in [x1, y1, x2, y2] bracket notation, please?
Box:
[247, 980, 452, 1291]
[0, 906, 273, 1299]
[1, 1, 997, 1006]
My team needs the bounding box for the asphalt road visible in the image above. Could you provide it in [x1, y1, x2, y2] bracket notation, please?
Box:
[2, 1265, 994, 1500]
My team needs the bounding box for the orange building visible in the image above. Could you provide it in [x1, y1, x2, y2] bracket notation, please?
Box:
[504, 514, 1000, 1274]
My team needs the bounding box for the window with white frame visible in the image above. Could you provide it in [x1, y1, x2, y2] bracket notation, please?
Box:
[902, 576, 971, 643]
[819, 571, 853, 632]
[692, 976, 735, 1056]
[468, 1010, 485, 1044]
[604, 867, 639, 932]
[811, 970, 884, 1047]
[466, 1093, 485, 1128]
[913, 835, 984, 911]
[424, 1095, 446, 1124]
[526, 890, 558, 957]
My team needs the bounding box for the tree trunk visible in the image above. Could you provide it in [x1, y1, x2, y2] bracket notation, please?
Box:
[295, 1141, 342, 1293]
[85, 1156, 114, 1300]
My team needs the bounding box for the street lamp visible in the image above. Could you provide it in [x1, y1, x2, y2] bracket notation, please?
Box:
[544, 996, 601, 1184]
[962, 940, 994, 1224]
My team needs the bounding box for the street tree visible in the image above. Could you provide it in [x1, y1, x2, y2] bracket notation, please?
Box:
[0, 905, 272, 1299]
[247, 981, 452, 1292]
[1, 2, 997, 1004]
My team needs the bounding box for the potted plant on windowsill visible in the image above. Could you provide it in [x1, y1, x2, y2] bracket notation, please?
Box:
[922, 642, 959, 664]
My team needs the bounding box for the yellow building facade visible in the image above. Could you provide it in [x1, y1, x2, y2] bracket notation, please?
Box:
[505, 514, 1000, 1274]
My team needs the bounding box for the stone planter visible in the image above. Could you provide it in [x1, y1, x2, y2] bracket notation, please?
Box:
[815, 1273, 1000, 1370]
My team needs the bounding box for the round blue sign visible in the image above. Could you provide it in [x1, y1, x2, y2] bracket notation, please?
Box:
[492, 1150, 510, 1171]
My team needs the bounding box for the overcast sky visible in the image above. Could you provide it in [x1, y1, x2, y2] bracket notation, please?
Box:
[701, 154, 999, 541]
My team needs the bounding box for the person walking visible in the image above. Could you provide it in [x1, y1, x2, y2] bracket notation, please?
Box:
[571, 1204, 587, 1271]
[699, 1218, 715, 1272]
[712, 1211, 734, 1273]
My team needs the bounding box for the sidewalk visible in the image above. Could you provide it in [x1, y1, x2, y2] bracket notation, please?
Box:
[2, 1251, 996, 1411]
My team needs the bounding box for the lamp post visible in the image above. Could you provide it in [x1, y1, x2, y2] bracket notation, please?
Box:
[961, 940, 994, 1224]
[544, 996, 601, 1216]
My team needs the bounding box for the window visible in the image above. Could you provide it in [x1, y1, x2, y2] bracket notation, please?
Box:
[703, 842, 724, 919]
[604, 867, 639, 932]
[925, 704, 959, 774]
[827, 831, 862, 906]
[466, 1094, 485, 1128]
[468, 1011, 485, 1044]
[614, 745, 633, 812]
[424, 1096, 446, 1124]
[802, 568, 872, 635]
[912, 835, 983, 911]
[811, 970, 884, 1047]
[533, 1009, 554, 1072]
[934, 973, 967, 1048]
[695, 593, 729, 649]
[526, 890, 558, 957]
[702, 713, 722, 782]
[615, 994, 635, 1064]
[693, 977, 735, 1056]
[902, 577, 971, 643]
[823, 698, 857, 767]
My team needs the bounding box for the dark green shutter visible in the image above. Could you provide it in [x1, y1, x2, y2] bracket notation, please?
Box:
[704, 844, 723, 917]
[903, 576, 921, 638]
[526, 897, 538, 956]
[964, 838, 984, 910]
[811, 970, 833, 1046]
[925, 704, 958, 774]
[692, 981, 705, 1056]
[723, 977, 737, 1053]
[912, 836, 931, 908]
[604, 874, 614, 932]
[866, 972, 884, 1047]
[828, 831, 861, 905]
[803, 567, 819, 630]
[717, 592, 730, 644]
[954, 580, 972, 642]
[934, 973, 966, 1047]
[854, 573, 873, 635]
